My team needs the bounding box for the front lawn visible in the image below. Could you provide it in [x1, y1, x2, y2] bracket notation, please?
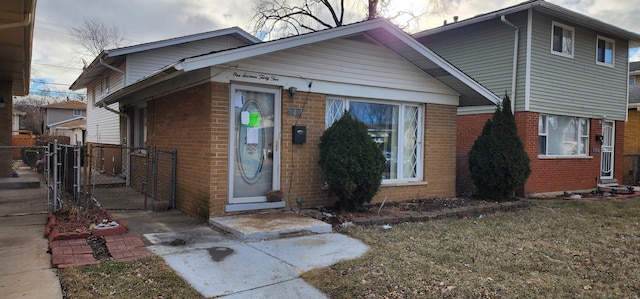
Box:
[303, 198, 640, 298]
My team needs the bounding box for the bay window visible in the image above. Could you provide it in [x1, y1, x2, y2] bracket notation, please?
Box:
[539, 114, 589, 156]
[326, 98, 423, 182]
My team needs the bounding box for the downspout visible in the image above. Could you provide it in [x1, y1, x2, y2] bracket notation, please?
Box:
[501, 15, 519, 112]
[0, 13, 32, 30]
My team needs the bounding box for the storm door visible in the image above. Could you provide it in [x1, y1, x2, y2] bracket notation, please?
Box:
[600, 121, 614, 180]
[228, 84, 280, 204]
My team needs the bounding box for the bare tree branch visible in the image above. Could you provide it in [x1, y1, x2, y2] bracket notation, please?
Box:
[69, 17, 126, 57]
[251, 0, 445, 39]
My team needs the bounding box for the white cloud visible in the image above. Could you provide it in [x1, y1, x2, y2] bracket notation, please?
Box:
[30, 0, 640, 95]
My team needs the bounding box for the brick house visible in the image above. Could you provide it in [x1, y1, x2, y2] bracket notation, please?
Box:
[94, 19, 499, 219]
[0, 0, 35, 177]
[414, 0, 640, 196]
[623, 61, 640, 184]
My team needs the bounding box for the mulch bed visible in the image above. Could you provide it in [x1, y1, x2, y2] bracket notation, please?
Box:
[303, 197, 530, 230]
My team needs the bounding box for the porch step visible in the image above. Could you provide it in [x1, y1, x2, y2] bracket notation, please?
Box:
[0, 170, 41, 189]
[597, 183, 635, 194]
[210, 212, 331, 241]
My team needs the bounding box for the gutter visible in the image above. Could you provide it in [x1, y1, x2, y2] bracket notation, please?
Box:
[501, 15, 519, 112]
[0, 13, 32, 30]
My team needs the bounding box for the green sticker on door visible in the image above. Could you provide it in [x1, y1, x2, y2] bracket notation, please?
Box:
[248, 112, 260, 127]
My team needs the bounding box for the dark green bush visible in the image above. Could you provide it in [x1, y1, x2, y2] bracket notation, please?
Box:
[468, 95, 531, 200]
[20, 148, 38, 168]
[319, 111, 385, 211]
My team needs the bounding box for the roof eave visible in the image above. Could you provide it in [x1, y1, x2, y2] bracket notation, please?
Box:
[414, 0, 640, 42]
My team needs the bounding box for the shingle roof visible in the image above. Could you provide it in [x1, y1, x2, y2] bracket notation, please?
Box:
[43, 100, 86, 110]
[630, 61, 640, 72]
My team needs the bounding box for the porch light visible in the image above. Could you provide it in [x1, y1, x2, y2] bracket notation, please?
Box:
[288, 87, 297, 99]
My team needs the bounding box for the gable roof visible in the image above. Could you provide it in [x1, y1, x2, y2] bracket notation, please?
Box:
[47, 116, 86, 128]
[413, 0, 640, 42]
[54, 118, 86, 130]
[44, 100, 86, 110]
[70, 27, 261, 90]
[97, 18, 501, 108]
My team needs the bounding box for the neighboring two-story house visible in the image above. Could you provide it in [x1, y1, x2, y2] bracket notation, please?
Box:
[623, 61, 640, 184]
[69, 27, 261, 148]
[43, 100, 86, 144]
[414, 0, 640, 196]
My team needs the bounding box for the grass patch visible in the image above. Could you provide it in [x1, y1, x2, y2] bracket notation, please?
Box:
[59, 255, 203, 298]
[303, 198, 640, 298]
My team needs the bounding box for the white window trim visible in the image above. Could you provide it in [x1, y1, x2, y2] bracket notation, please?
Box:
[325, 97, 424, 183]
[72, 109, 82, 116]
[550, 21, 575, 58]
[538, 114, 590, 158]
[595, 35, 615, 67]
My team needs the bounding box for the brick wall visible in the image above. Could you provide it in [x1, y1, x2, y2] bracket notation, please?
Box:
[458, 111, 625, 195]
[147, 82, 213, 219]
[208, 83, 230, 216]
[624, 109, 640, 154]
[279, 98, 458, 208]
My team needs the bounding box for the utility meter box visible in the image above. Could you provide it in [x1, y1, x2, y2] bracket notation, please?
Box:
[292, 126, 306, 144]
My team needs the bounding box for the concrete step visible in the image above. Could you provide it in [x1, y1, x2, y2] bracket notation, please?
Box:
[210, 212, 331, 240]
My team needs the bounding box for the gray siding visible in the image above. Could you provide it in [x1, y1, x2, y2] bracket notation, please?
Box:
[417, 12, 529, 106]
[46, 109, 85, 126]
[126, 36, 248, 84]
[528, 11, 629, 120]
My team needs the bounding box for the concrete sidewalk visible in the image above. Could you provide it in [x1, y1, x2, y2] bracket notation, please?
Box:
[144, 227, 368, 298]
[0, 187, 63, 299]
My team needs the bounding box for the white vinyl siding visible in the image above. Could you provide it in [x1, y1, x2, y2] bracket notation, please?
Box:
[528, 11, 628, 121]
[230, 37, 458, 97]
[126, 36, 248, 84]
[86, 82, 121, 144]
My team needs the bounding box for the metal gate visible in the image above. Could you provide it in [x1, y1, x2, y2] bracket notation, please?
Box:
[86, 145, 176, 210]
[0, 141, 81, 213]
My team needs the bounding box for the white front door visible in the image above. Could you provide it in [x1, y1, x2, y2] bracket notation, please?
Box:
[228, 84, 280, 204]
[600, 121, 614, 180]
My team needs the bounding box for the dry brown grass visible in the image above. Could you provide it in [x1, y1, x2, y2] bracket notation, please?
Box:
[303, 198, 640, 298]
[59, 255, 203, 299]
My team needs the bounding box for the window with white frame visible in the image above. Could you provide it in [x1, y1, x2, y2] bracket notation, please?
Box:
[551, 22, 574, 57]
[539, 114, 589, 156]
[596, 36, 614, 66]
[326, 98, 423, 181]
[73, 109, 82, 116]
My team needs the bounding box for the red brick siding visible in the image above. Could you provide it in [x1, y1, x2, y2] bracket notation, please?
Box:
[457, 111, 625, 195]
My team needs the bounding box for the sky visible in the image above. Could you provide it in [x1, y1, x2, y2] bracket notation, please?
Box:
[30, 0, 640, 99]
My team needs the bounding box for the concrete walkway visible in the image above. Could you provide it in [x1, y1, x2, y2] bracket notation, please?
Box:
[144, 227, 368, 298]
[0, 184, 63, 298]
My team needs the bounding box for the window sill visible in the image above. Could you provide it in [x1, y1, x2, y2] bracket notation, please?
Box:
[381, 181, 428, 187]
[130, 150, 148, 157]
[596, 62, 614, 68]
[550, 51, 574, 59]
[538, 155, 592, 160]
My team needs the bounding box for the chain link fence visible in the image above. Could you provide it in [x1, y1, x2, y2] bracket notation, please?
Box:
[86, 144, 176, 211]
